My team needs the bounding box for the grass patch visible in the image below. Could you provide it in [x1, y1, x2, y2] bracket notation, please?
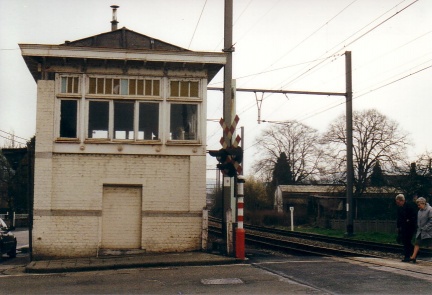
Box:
[293, 225, 398, 244]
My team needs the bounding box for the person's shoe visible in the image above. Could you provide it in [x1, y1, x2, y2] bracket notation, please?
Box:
[401, 257, 411, 262]
[410, 257, 416, 263]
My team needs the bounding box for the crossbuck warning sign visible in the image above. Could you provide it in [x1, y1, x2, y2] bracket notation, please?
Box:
[215, 115, 242, 176]
[219, 115, 240, 148]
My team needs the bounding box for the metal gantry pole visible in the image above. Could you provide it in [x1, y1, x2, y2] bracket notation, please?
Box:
[345, 51, 354, 236]
[222, 0, 235, 255]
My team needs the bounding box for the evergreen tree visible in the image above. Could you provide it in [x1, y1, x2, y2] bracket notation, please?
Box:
[271, 152, 292, 187]
[370, 160, 386, 187]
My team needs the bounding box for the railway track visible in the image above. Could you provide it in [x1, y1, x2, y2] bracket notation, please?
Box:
[208, 217, 432, 258]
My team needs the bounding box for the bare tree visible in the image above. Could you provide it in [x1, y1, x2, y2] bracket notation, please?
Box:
[252, 120, 323, 183]
[414, 151, 432, 176]
[393, 151, 432, 199]
[321, 109, 410, 197]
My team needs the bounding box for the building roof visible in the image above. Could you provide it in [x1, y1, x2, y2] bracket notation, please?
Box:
[278, 185, 345, 194]
[20, 27, 226, 82]
[61, 27, 189, 51]
[277, 184, 400, 197]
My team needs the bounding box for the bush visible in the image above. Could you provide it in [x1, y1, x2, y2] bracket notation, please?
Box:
[245, 210, 291, 227]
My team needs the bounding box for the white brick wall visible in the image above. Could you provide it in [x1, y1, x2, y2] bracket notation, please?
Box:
[33, 153, 206, 258]
[142, 216, 202, 252]
[32, 71, 208, 259]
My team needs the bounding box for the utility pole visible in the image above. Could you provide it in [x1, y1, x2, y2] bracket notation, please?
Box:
[222, 0, 235, 255]
[210, 51, 355, 236]
[345, 51, 354, 236]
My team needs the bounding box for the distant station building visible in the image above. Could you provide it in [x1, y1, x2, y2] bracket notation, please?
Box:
[20, 7, 226, 259]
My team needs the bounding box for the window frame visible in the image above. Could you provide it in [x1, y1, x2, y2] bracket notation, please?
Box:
[59, 75, 80, 95]
[168, 79, 201, 101]
[84, 99, 162, 143]
[167, 102, 200, 143]
[87, 76, 162, 98]
[55, 74, 203, 145]
[57, 98, 80, 141]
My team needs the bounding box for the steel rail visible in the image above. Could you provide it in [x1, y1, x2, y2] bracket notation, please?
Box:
[208, 217, 432, 256]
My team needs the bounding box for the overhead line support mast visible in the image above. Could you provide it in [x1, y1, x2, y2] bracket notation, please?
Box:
[212, 51, 354, 237]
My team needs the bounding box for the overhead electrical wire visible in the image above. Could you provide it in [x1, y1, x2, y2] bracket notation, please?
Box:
[213, 0, 255, 51]
[232, 0, 282, 46]
[259, 0, 421, 124]
[239, 0, 358, 88]
[217, 0, 363, 126]
[304, 30, 432, 94]
[208, 55, 338, 86]
[0, 134, 28, 147]
[188, 0, 208, 49]
[292, 63, 432, 124]
[207, 0, 349, 145]
[206, 1, 424, 152]
[0, 130, 29, 142]
[277, 0, 419, 91]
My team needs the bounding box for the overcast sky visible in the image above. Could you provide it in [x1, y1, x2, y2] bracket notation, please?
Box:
[0, 0, 431, 177]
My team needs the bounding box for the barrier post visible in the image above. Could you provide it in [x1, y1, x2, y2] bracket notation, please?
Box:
[235, 175, 246, 259]
[290, 207, 294, 231]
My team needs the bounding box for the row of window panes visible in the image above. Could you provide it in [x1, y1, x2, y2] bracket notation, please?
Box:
[170, 81, 199, 97]
[88, 78, 160, 96]
[60, 77, 199, 98]
[60, 100, 198, 141]
[61, 77, 79, 94]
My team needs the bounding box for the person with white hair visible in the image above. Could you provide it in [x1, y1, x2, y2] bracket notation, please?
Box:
[395, 194, 417, 262]
[409, 197, 432, 263]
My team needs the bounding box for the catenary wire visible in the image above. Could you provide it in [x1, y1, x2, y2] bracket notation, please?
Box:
[277, 0, 419, 91]
[238, 0, 359, 88]
[188, 0, 208, 49]
[0, 134, 28, 146]
[0, 130, 30, 142]
[293, 63, 432, 124]
[257, 0, 420, 125]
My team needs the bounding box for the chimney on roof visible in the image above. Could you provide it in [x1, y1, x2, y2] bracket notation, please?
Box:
[110, 5, 119, 31]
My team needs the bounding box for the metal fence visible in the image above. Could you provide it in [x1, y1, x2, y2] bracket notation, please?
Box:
[0, 213, 29, 227]
[329, 219, 397, 234]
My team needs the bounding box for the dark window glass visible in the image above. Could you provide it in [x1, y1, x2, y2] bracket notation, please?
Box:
[88, 101, 109, 138]
[138, 103, 159, 140]
[114, 101, 134, 139]
[60, 100, 77, 138]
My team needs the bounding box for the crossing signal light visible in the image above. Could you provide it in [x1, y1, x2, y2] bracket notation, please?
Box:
[217, 162, 237, 177]
[208, 147, 243, 177]
[208, 149, 229, 163]
[226, 146, 243, 164]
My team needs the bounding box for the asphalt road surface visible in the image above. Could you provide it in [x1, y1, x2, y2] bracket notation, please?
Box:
[1, 241, 432, 294]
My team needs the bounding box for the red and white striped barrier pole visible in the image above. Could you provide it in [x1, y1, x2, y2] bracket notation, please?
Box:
[236, 175, 245, 259]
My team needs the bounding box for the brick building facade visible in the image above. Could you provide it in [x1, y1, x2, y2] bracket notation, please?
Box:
[20, 26, 225, 259]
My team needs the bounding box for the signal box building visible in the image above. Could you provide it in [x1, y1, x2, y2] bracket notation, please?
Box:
[20, 22, 226, 259]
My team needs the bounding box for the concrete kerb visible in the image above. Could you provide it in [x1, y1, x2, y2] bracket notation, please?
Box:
[25, 252, 240, 274]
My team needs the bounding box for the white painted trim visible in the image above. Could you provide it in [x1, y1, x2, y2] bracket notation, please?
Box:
[19, 44, 227, 65]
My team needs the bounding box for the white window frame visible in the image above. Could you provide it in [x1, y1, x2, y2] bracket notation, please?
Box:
[167, 102, 200, 143]
[55, 74, 204, 145]
[168, 79, 201, 100]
